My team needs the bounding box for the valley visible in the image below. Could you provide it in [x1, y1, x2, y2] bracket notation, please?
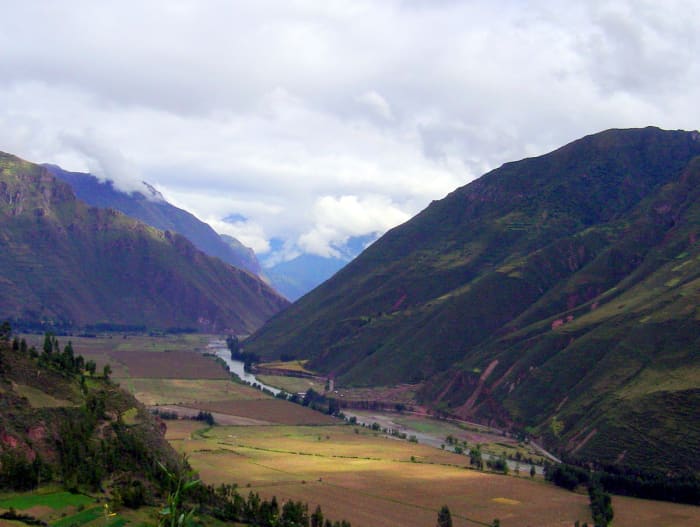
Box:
[7, 332, 698, 527]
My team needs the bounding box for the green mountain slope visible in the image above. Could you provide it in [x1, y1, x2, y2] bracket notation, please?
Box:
[0, 153, 288, 333]
[0, 335, 180, 494]
[245, 127, 700, 471]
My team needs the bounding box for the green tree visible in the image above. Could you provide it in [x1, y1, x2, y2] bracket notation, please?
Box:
[85, 360, 97, 375]
[42, 332, 53, 356]
[311, 504, 324, 527]
[103, 364, 112, 379]
[437, 505, 452, 527]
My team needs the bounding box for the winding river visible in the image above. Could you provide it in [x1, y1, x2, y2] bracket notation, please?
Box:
[208, 339, 281, 395]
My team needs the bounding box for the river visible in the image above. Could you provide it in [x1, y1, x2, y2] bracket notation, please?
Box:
[207, 339, 281, 395]
[207, 339, 548, 473]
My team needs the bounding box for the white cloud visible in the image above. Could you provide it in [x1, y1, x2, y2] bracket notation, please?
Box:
[0, 1, 699, 263]
[298, 195, 410, 257]
[356, 91, 394, 121]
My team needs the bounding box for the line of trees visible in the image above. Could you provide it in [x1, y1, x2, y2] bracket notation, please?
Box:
[188, 482, 351, 527]
[545, 461, 700, 506]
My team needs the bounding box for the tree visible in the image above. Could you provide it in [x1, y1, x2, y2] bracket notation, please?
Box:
[103, 364, 112, 379]
[530, 465, 536, 478]
[85, 360, 97, 375]
[437, 505, 452, 527]
[311, 504, 324, 527]
[42, 332, 53, 356]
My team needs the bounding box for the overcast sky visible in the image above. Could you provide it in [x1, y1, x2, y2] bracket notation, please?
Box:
[1, 0, 699, 264]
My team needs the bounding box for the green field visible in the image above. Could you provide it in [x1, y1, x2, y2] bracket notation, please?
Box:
[256, 374, 325, 394]
[51, 506, 103, 527]
[0, 491, 94, 510]
[123, 378, 265, 405]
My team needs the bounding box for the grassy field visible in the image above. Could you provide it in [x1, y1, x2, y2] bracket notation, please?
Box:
[192, 399, 339, 425]
[256, 374, 325, 394]
[257, 359, 314, 374]
[174, 424, 592, 527]
[107, 350, 231, 379]
[21, 333, 212, 355]
[122, 378, 266, 405]
[0, 491, 94, 510]
[613, 495, 700, 527]
[348, 410, 547, 464]
[11, 383, 75, 408]
[169, 423, 700, 527]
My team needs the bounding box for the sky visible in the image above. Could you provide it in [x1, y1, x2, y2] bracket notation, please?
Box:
[1, 0, 699, 265]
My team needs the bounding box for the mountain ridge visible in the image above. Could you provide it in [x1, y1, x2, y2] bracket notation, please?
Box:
[0, 152, 288, 333]
[44, 164, 263, 277]
[244, 126, 700, 472]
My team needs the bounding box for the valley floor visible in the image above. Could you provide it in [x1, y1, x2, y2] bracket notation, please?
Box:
[14, 333, 700, 527]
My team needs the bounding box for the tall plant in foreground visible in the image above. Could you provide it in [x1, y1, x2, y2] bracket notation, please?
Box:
[158, 460, 200, 527]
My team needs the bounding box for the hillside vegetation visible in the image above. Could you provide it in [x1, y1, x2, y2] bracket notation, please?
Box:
[0, 333, 179, 499]
[245, 127, 700, 472]
[0, 153, 288, 333]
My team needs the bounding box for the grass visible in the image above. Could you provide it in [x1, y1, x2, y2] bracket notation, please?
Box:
[190, 400, 339, 425]
[126, 378, 265, 405]
[613, 495, 700, 527]
[0, 492, 94, 511]
[177, 424, 593, 527]
[256, 375, 325, 394]
[172, 423, 700, 527]
[51, 507, 103, 527]
[258, 360, 314, 374]
[11, 383, 75, 408]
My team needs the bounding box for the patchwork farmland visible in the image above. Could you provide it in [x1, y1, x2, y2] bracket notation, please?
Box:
[15, 334, 700, 527]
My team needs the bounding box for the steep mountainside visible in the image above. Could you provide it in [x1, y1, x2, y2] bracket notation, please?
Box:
[245, 127, 700, 471]
[0, 335, 179, 494]
[45, 165, 263, 276]
[0, 153, 288, 333]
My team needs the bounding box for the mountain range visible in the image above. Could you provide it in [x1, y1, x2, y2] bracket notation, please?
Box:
[245, 127, 700, 472]
[0, 153, 288, 333]
[44, 164, 263, 277]
[45, 164, 356, 301]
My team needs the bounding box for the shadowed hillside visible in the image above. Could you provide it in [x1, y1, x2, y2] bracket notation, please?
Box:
[0, 153, 288, 333]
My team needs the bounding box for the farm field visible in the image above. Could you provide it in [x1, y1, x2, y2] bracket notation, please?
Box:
[257, 359, 314, 373]
[256, 374, 325, 394]
[108, 350, 231, 379]
[21, 333, 214, 379]
[347, 410, 547, 465]
[0, 490, 135, 527]
[191, 399, 339, 425]
[173, 424, 592, 527]
[613, 495, 700, 527]
[122, 378, 266, 405]
[169, 423, 700, 527]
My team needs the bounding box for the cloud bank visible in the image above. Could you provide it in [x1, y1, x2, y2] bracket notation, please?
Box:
[1, 0, 698, 261]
